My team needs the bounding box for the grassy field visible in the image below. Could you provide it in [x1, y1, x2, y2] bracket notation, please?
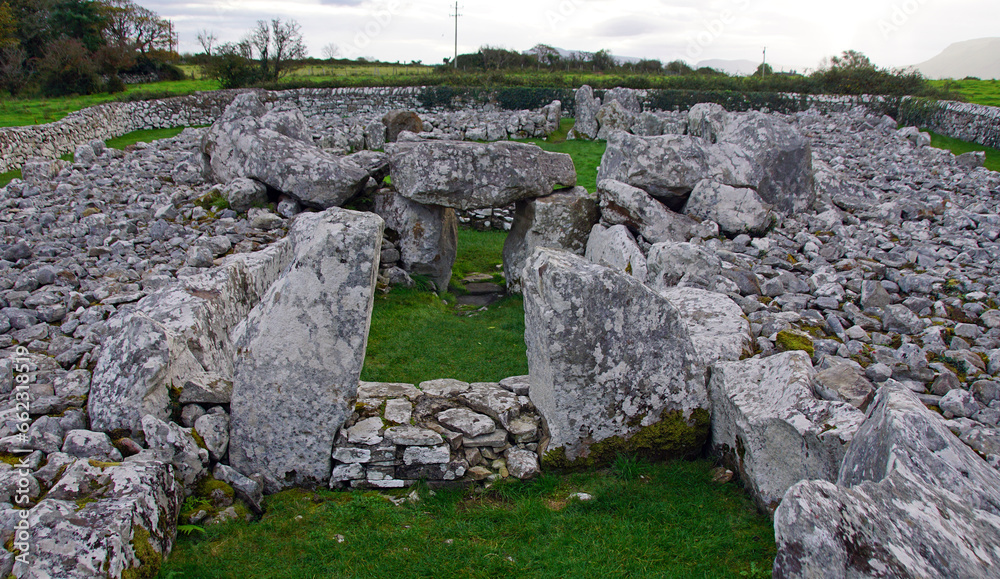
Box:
[361, 227, 528, 385]
[520, 119, 607, 193]
[928, 130, 1000, 172]
[930, 78, 1000, 107]
[0, 79, 219, 127]
[158, 459, 776, 578]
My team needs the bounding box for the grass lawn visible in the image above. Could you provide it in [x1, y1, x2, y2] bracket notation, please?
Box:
[520, 119, 607, 193]
[930, 78, 1000, 107]
[362, 227, 527, 385]
[927, 130, 1000, 172]
[158, 459, 776, 579]
[0, 79, 219, 127]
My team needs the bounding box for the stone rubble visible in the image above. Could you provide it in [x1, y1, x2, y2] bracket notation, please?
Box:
[3, 84, 1000, 576]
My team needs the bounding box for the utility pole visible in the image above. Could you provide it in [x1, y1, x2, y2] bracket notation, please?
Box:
[762, 46, 767, 67]
[450, 1, 462, 68]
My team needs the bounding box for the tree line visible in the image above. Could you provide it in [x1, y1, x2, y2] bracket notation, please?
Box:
[0, 0, 179, 97]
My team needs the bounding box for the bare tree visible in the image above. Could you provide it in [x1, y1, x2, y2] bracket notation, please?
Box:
[270, 18, 306, 79]
[197, 29, 218, 57]
[102, 0, 173, 55]
[322, 42, 340, 61]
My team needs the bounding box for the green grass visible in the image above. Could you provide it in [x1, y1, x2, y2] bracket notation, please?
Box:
[520, 119, 607, 193]
[927, 130, 1000, 172]
[0, 169, 19, 188]
[158, 459, 775, 578]
[362, 227, 526, 384]
[0, 79, 218, 127]
[930, 78, 1000, 107]
[104, 127, 189, 150]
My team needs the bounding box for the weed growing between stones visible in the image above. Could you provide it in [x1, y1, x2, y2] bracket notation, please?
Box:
[159, 460, 775, 578]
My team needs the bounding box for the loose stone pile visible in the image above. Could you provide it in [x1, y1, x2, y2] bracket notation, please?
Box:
[2, 84, 1000, 577]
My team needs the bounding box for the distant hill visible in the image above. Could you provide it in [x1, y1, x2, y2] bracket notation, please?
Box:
[522, 46, 642, 65]
[913, 38, 1000, 80]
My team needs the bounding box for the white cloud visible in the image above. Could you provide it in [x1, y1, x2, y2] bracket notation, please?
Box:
[151, 0, 998, 70]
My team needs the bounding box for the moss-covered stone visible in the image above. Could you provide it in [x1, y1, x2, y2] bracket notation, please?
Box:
[541, 409, 711, 471]
[775, 330, 814, 357]
[121, 526, 162, 579]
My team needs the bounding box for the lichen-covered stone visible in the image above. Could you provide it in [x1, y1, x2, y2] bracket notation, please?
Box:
[14, 458, 182, 579]
[522, 248, 708, 461]
[597, 179, 697, 244]
[386, 140, 576, 210]
[374, 190, 457, 292]
[584, 224, 647, 281]
[659, 287, 752, 366]
[709, 351, 865, 512]
[774, 384, 1000, 578]
[229, 208, 383, 492]
[502, 187, 598, 293]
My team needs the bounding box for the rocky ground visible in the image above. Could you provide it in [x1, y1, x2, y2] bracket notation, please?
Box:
[1, 99, 999, 576]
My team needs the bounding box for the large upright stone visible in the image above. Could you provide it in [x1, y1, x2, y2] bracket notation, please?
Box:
[774, 384, 1000, 578]
[386, 140, 576, 210]
[88, 241, 294, 433]
[522, 249, 708, 462]
[570, 85, 601, 140]
[229, 208, 383, 492]
[202, 93, 380, 209]
[597, 179, 697, 243]
[374, 191, 457, 292]
[687, 103, 728, 143]
[502, 187, 598, 292]
[595, 100, 635, 140]
[660, 287, 752, 366]
[709, 351, 865, 512]
[598, 132, 711, 204]
[715, 112, 814, 214]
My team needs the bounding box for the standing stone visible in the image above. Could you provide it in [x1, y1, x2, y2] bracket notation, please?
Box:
[598, 131, 711, 204]
[570, 85, 601, 140]
[386, 140, 576, 210]
[502, 187, 598, 292]
[597, 179, 697, 244]
[584, 224, 647, 281]
[383, 110, 424, 142]
[229, 208, 383, 492]
[522, 248, 708, 462]
[596, 100, 636, 140]
[684, 180, 776, 237]
[365, 119, 387, 150]
[374, 191, 457, 292]
[687, 103, 728, 143]
[604, 87, 641, 114]
[709, 351, 865, 513]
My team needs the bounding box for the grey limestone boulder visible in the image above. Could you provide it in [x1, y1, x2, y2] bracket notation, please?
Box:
[260, 107, 311, 144]
[597, 179, 697, 244]
[687, 103, 728, 143]
[141, 414, 209, 487]
[598, 132, 711, 204]
[14, 457, 182, 579]
[61, 429, 122, 462]
[595, 100, 635, 140]
[773, 384, 1000, 578]
[684, 179, 776, 237]
[645, 241, 723, 292]
[659, 287, 752, 367]
[584, 224, 647, 281]
[383, 110, 424, 142]
[715, 112, 814, 214]
[522, 248, 708, 462]
[202, 92, 379, 209]
[570, 85, 600, 140]
[709, 351, 865, 512]
[88, 238, 294, 433]
[229, 208, 383, 492]
[386, 140, 576, 210]
[502, 186, 598, 292]
[223, 178, 269, 213]
[374, 190, 457, 292]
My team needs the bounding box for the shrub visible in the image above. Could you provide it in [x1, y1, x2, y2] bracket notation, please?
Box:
[37, 37, 101, 96]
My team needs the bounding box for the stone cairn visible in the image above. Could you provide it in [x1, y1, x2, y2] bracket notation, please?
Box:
[1, 84, 999, 577]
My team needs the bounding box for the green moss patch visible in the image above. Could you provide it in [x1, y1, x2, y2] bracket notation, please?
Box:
[775, 330, 815, 357]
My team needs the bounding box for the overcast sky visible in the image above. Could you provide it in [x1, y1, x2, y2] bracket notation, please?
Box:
[148, 0, 995, 71]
